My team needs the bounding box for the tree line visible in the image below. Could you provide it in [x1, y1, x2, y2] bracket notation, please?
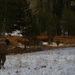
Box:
[0, 0, 75, 42]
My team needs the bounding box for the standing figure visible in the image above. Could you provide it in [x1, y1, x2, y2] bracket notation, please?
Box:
[0, 39, 8, 69]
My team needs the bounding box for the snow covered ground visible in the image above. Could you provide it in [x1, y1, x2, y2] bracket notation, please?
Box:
[0, 47, 75, 75]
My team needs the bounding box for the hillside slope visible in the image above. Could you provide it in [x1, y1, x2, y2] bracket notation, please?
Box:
[0, 47, 75, 75]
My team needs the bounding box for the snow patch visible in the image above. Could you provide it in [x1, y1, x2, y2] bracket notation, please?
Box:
[0, 47, 75, 75]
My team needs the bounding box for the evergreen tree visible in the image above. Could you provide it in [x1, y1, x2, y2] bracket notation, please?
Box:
[0, 0, 7, 33]
[61, 4, 75, 36]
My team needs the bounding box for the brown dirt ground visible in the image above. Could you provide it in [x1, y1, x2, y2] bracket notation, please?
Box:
[7, 44, 75, 55]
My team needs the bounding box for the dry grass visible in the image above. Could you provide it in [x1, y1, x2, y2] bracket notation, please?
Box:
[53, 36, 75, 44]
[7, 46, 44, 55]
[0, 35, 75, 55]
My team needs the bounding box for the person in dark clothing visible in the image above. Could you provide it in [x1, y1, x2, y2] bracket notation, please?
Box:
[0, 53, 6, 69]
[0, 39, 9, 69]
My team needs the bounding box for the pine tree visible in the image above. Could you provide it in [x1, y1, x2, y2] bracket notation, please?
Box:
[61, 4, 75, 36]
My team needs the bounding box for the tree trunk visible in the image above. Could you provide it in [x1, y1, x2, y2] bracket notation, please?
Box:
[24, 37, 26, 50]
